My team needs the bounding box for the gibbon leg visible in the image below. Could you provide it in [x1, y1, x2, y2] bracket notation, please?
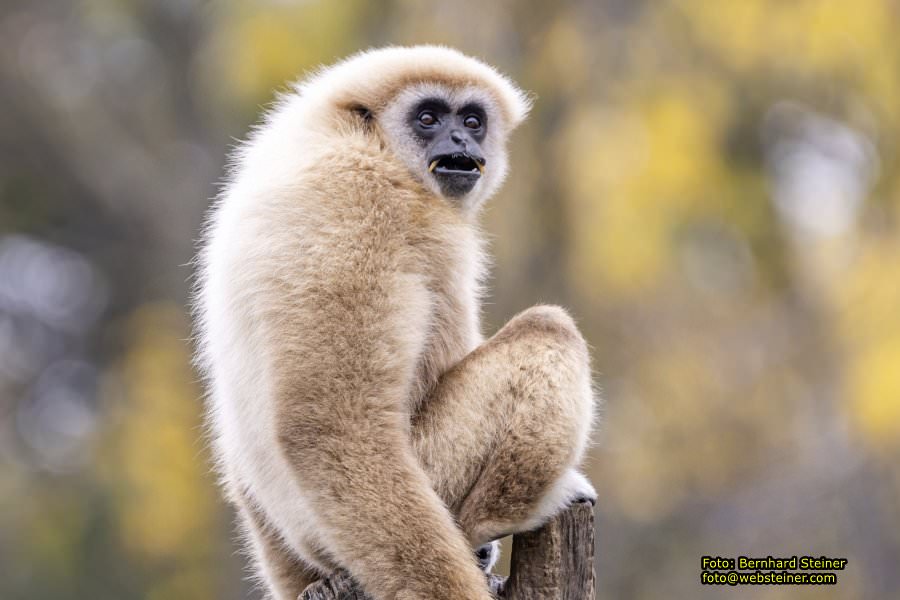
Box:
[234, 490, 322, 600]
[411, 305, 596, 547]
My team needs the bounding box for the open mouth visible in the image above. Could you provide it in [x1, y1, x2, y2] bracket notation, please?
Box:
[428, 153, 485, 175]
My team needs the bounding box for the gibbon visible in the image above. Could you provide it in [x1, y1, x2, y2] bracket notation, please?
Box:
[195, 45, 596, 600]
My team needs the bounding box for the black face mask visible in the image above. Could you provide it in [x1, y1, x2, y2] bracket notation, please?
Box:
[409, 99, 487, 197]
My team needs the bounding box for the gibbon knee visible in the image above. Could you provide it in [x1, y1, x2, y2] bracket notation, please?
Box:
[506, 304, 583, 338]
[496, 304, 593, 415]
[498, 305, 588, 360]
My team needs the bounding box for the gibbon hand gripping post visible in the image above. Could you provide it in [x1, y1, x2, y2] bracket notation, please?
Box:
[299, 501, 596, 600]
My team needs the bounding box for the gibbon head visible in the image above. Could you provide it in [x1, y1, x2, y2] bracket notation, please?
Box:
[294, 46, 531, 211]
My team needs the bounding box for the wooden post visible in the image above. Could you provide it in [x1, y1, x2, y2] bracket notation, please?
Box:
[504, 500, 595, 599]
[299, 501, 595, 600]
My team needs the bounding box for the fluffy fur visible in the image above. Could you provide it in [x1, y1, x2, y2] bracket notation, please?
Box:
[194, 45, 596, 600]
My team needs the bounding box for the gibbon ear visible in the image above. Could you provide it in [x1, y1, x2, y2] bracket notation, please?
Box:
[350, 104, 374, 129]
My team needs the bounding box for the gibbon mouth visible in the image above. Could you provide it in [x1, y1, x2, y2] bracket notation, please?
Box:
[428, 153, 485, 176]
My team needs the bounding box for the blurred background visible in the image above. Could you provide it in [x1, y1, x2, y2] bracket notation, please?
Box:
[1, 1, 899, 598]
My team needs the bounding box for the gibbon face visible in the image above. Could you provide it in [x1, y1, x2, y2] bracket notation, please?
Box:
[412, 95, 487, 198]
[379, 83, 514, 210]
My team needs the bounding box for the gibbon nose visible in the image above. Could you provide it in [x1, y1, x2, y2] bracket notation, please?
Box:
[449, 129, 466, 146]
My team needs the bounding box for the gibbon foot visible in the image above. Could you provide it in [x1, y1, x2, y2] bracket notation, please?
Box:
[475, 540, 500, 573]
[561, 469, 597, 508]
[571, 494, 597, 507]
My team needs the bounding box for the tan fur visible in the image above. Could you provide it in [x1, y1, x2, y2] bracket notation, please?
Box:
[194, 46, 596, 600]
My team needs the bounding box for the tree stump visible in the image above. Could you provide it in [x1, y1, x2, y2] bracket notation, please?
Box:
[299, 501, 595, 600]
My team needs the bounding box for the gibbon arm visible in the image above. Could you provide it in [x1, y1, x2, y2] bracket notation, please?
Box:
[265, 271, 493, 600]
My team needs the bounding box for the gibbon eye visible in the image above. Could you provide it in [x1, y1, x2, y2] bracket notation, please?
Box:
[463, 115, 482, 129]
[418, 111, 438, 126]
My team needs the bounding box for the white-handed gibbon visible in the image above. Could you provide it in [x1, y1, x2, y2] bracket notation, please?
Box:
[194, 46, 597, 600]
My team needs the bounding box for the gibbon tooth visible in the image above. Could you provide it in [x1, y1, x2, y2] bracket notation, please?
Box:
[429, 160, 439, 172]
